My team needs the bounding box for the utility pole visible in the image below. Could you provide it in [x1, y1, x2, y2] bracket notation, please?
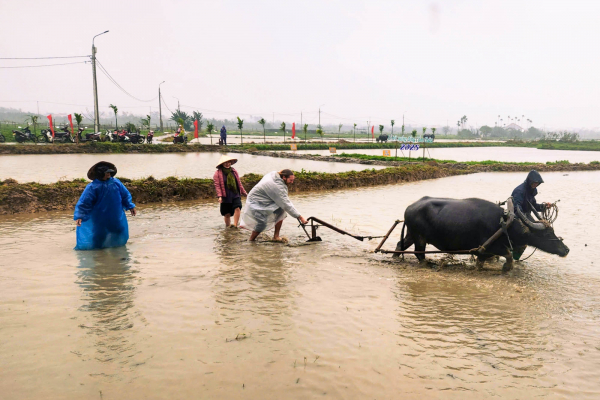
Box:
[37, 101, 39, 116]
[91, 30, 108, 133]
[159, 81, 165, 132]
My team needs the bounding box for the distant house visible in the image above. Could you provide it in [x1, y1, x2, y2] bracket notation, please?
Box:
[505, 123, 524, 132]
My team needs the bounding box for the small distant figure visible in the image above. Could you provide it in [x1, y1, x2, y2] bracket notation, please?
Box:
[240, 169, 308, 241]
[73, 162, 137, 250]
[220, 125, 227, 145]
[213, 155, 247, 228]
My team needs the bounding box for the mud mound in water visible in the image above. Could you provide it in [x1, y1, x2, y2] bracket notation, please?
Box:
[0, 165, 463, 214]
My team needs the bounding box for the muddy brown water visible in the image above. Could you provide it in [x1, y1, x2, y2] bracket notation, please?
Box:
[289, 147, 600, 164]
[1, 172, 599, 399]
[0, 152, 383, 183]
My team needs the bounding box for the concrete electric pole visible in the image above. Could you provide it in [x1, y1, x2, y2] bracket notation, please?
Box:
[91, 30, 108, 133]
[159, 81, 165, 132]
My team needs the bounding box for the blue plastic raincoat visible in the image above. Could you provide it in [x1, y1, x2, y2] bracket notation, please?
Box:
[73, 177, 135, 250]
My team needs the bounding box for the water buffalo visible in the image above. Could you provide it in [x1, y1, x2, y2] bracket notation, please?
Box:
[394, 197, 569, 272]
[376, 134, 388, 143]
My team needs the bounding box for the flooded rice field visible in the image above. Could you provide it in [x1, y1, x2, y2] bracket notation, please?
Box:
[1, 171, 599, 399]
[0, 152, 383, 183]
[290, 146, 600, 164]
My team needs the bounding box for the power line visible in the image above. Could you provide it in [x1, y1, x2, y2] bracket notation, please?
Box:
[0, 61, 88, 69]
[0, 55, 90, 60]
[161, 97, 174, 114]
[95, 58, 158, 103]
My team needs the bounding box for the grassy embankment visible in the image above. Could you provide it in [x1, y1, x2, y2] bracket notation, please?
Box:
[3, 160, 600, 215]
[0, 140, 530, 154]
[2, 139, 600, 155]
[335, 153, 600, 166]
[0, 164, 465, 214]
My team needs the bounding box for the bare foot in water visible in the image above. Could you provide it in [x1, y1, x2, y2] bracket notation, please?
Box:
[272, 236, 288, 243]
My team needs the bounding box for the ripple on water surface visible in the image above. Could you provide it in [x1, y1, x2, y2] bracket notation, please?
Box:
[0, 171, 599, 399]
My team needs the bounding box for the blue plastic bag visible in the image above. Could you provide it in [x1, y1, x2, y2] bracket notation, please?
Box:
[74, 177, 135, 250]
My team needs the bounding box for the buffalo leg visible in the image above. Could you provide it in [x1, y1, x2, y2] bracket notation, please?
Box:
[502, 252, 514, 273]
[414, 237, 427, 262]
[393, 230, 414, 258]
[476, 254, 494, 270]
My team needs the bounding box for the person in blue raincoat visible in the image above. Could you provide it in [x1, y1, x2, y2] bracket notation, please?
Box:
[220, 125, 227, 145]
[510, 169, 550, 260]
[74, 161, 137, 250]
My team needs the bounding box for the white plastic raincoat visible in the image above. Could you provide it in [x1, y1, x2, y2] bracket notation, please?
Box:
[240, 171, 300, 232]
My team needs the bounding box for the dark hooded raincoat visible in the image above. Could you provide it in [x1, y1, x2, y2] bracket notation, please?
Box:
[511, 170, 544, 218]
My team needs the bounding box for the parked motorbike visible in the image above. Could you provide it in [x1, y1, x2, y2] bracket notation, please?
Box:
[101, 129, 118, 142]
[13, 126, 39, 143]
[146, 130, 154, 144]
[77, 127, 102, 142]
[40, 126, 74, 143]
[127, 131, 146, 144]
[173, 132, 188, 144]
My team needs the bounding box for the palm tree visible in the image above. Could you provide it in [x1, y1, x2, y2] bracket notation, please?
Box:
[170, 110, 192, 130]
[27, 115, 39, 135]
[353, 123, 357, 143]
[431, 127, 436, 137]
[237, 116, 244, 145]
[206, 122, 214, 145]
[422, 127, 427, 137]
[140, 114, 151, 131]
[411, 129, 417, 138]
[378, 125, 384, 139]
[258, 118, 266, 144]
[316, 124, 323, 143]
[109, 104, 118, 130]
[303, 123, 308, 143]
[74, 113, 83, 144]
[391, 120, 395, 137]
[338, 123, 343, 142]
[280, 122, 286, 142]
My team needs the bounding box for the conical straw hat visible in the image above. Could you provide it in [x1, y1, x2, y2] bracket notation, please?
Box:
[216, 155, 238, 168]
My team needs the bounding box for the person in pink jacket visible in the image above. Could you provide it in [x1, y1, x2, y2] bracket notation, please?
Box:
[213, 155, 247, 227]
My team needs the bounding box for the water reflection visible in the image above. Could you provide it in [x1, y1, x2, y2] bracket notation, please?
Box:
[392, 275, 552, 392]
[76, 247, 145, 371]
[212, 230, 295, 327]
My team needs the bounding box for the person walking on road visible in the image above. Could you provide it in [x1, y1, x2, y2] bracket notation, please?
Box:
[213, 155, 247, 228]
[220, 125, 227, 145]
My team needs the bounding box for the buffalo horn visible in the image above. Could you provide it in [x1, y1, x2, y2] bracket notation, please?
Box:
[516, 206, 547, 230]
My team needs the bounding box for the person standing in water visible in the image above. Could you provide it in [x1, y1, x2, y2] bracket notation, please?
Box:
[220, 125, 227, 145]
[511, 169, 551, 260]
[74, 162, 136, 250]
[213, 155, 247, 228]
[240, 169, 308, 241]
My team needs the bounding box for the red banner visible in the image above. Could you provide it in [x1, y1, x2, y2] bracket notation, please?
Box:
[194, 120, 199, 139]
[47, 115, 55, 138]
[292, 122, 296, 139]
[68, 114, 74, 136]
[371, 125, 374, 138]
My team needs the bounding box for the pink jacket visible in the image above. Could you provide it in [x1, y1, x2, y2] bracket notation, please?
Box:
[213, 167, 247, 198]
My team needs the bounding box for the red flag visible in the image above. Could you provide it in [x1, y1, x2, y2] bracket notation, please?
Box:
[371, 125, 374, 138]
[194, 120, 198, 139]
[68, 114, 74, 136]
[47, 115, 55, 138]
[292, 122, 296, 139]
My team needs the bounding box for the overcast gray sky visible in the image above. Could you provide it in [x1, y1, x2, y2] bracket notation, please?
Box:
[1, 0, 599, 130]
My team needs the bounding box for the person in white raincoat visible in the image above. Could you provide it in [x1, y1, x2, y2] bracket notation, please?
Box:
[240, 169, 308, 241]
